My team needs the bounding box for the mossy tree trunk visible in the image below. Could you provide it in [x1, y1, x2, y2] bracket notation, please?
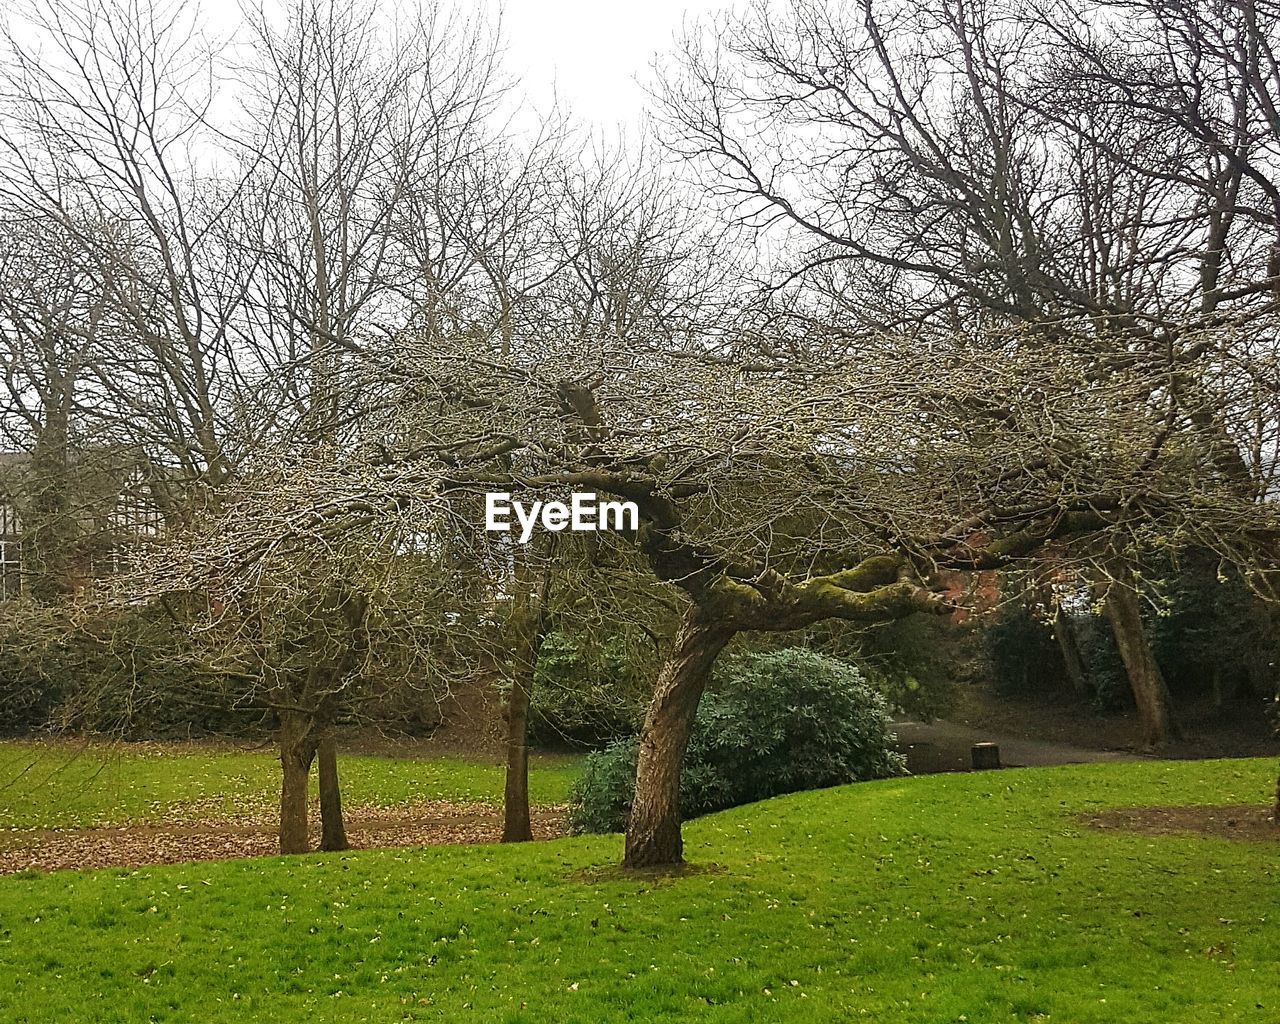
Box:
[613, 545, 942, 869]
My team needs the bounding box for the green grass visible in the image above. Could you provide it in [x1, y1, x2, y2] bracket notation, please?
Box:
[1, 757, 1278, 1022]
[0, 740, 582, 830]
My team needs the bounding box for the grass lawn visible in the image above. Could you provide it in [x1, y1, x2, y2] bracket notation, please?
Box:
[1, 756, 1277, 1022]
[0, 740, 582, 831]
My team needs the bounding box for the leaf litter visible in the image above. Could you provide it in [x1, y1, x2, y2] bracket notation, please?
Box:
[0, 799, 568, 874]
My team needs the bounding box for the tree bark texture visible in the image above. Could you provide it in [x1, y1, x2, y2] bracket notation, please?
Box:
[278, 709, 316, 854]
[502, 552, 553, 844]
[502, 671, 534, 843]
[317, 730, 348, 852]
[1105, 581, 1179, 748]
[624, 606, 735, 869]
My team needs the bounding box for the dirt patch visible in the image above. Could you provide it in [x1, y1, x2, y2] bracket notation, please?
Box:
[1081, 804, 1280, 843]
[0, 800, 568, 875]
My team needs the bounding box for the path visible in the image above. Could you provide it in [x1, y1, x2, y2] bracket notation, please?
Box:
[894, 717, 1143, 774]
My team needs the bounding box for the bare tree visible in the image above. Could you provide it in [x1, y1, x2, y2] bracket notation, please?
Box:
[249, 291, 1278, 867]
[0, 212, 106, 598]
[0, 0, 524, 848]
[0, 0, 253, 503]
[650, 0, 1280, 746]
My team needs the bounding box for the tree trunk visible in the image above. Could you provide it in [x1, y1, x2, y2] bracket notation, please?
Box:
[278, 709, 316, 855]
[23, 400, 73, 604]
[317, 730, 348, 852]
[1105, 581, 1179, 749]
[624, 606, 735, 869]
[503, 667, 534, 843]
[502, 635, 552, 842]
[1054, 606, 1090, 698]
[502, 545, 554, 844]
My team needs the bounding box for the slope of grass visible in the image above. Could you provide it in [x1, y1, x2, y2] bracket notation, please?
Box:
[0, 757, 1277, 1022]
[0, 740, 581, 830]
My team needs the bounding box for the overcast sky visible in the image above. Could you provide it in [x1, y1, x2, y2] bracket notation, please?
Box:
[6, 0, 734, 133]
[485, 0, 730, 127]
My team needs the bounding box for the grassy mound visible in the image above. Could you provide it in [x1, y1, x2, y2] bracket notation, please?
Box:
[1, 756, 1277, 1022]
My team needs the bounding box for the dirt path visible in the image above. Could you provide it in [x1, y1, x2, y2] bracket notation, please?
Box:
[894, 717, 1143, 774]
[0, 800, 568, 875]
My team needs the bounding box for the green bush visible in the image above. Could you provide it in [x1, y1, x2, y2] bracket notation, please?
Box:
[0, 601, 259, 739]
[566, 736, 641, 834]
[568, 647, 906, 833]
[528, 631, 648, 748]
[0, 603, 67, 734]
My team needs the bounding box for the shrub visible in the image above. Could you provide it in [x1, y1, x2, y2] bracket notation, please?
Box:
[568, 647, 906, 833]
[565, 735, 641, 834]
[0, 602, 68, 734]
[528, 631, 648, 748]
[0, 601, 259, 739]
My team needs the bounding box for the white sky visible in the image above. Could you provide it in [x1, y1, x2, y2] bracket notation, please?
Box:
[5, 0, 735, 131]
[485, 0, 730, 127]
